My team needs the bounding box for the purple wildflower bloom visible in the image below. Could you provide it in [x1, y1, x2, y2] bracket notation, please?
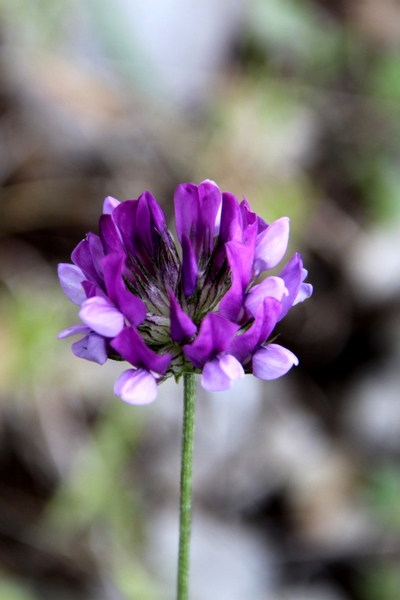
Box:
[58, 181, 312, 404]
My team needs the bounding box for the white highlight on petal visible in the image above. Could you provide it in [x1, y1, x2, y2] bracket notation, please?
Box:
[244, 276, 288, 317]
[254, 217, 290, 275]
[252, 344, 298, 380]
[103, 196, 120, 215]
[58, 263, 86, 305]
[79, 296, 124, 337]
[201, 354, 244, 392]
[114, 368, 158, 405]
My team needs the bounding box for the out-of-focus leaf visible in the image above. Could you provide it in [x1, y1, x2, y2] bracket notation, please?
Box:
[0, 579, 37, 600]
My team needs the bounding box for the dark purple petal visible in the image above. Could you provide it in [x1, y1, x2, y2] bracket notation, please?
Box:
[201, 355, 244, 392]
[103, 196, 120, 215]
[254, 217, 290, 275]
[99, 214, 124, 255]
[252, 344, 298, 380]
[71, 333, 108, 365]
[88, 233, 105, 279]
[218, 192, 243, 245]
[79, 296, 124, 337]
[71, 238, 102, 286]
[81, 280, 108, 300]
[181, 234, 198, 297]
[277, 253, 303, 320]
[219, 241, 255, 322]
[227, 297, 281, 363]
[58, 324, 91, 339]
[58, 263, 86, 305]
[111, 327, 172, 375]
[183, 313, 240, 368]
[102, 253, 146, 326]
[174, 183, 199, 244]
[169, 291, 197, 343]
[197, 180, 222, 254]
[136, 191, 166, 252]
[244, 276, 287, 318]
[114, 368, 158, 405]
[112, 200, 138, 257]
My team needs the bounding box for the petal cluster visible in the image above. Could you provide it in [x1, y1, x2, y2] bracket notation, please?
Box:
[58, 183, 312, 404]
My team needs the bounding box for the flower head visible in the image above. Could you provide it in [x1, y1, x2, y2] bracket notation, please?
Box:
[58, 182, 312, 404]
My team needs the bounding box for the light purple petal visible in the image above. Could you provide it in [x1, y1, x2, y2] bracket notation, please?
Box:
[277, 253, 303, 320]
[254, 216, 290, 274]
[79, 296, 124, 337]
[114, 368, 158, 405]
[244, 276, 287, 318]
[293, 283, 313, 306]
[201, 355, 244, 392]
[111, 327, 172, 375]
[169, 291, 197, 342]
[102, 253, 146, 326]
[88, 233, 105, 279]
[103, 196, 120, 215]
[71, 333, 108, 365]
[252, 344, 299, 380]
[183, 313, 240, 368]
[58, 263, 86, 305]
[58, 324, 90, 339]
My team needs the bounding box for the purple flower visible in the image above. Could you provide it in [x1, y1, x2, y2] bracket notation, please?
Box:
[58, 181, 312, 403]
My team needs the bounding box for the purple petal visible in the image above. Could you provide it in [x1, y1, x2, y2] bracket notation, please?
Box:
[111, 327, 172, 376]
[201, 355, 244, 392]
[277, 253, 303, 320]
[218, 192, 243, 245]
[58, 324, 90, 339]
[79, 296, 124, 337]
[174, 183, 199, 244]
[88, 233, 105, 279]
[183, 313, 240, 368]
[181, 235, 198, 297]
[58, 263, 86, 305]
[81, 280, 108, 300]
[99, 214, 124, 255]
[71, 333, 108, 365]
[228, 297, 282, 362]
[254, 217, 290, 275]
[136, 190, 167, 252]
[197, 179, 222, 254]
[252, 344, 299, 380]
[219, 241, 255, 322]
[293, 283, 313, 305]
[169, 291, 197, 342]
[244, 276, 287, 318]
[102, 253, 146, 326]
[112, 200, 138, 257]
[114, 368, 158, 405]
[71, 238, 102, 286]
[103, 196, 120, 215]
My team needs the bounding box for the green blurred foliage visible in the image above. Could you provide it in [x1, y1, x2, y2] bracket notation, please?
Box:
[0, 579, 37, 600]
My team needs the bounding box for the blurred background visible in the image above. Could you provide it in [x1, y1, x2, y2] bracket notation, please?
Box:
[0, 0, 400, 599]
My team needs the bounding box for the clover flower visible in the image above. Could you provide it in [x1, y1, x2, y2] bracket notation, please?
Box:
[58, 180, 312, 404]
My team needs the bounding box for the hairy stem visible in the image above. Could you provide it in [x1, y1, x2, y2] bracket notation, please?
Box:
[177, 373, 196, 600]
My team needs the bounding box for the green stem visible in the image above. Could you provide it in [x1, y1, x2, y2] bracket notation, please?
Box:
[177, 373, 196, 600]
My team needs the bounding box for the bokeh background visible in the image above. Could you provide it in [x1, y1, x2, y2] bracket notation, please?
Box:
[1, 1, 400, 599]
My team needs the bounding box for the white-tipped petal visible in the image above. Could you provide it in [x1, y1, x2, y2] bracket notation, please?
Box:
[252, 344, 298, 380]
[58, 263, 86, 305]
[79, 296, 124, 338]
[114, 368, 158, 405]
